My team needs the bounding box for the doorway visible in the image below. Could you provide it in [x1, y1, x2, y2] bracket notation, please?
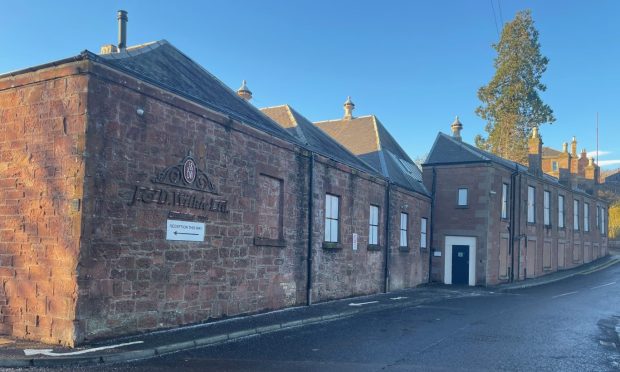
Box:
[444, 236, 476, 286]
[451, 245, 470, 285]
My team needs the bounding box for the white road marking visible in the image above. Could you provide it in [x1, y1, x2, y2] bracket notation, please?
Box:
[390, 296, 408, 300]
[551, 291, 578, 299]
[23, 341, 144, 357]
[348, 301, 379, 307]
[591, 282, 616, 290]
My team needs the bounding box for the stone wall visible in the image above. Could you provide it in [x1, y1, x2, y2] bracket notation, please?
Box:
[0, 62, 89, 346]
[0, 59, 432, 345]
[424, 162, 609, 286]
[76, 62, 309, 342]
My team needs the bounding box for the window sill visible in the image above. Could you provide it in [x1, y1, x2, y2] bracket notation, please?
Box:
[456, 205, 468, 209]
[367, 244, 382, 251]
[398, 246, 410, 252]
[322, 242, 342, 250]
[254, 237, 286, 247]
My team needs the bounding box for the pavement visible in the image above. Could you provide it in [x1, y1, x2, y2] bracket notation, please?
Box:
[1, 253, 618, 368]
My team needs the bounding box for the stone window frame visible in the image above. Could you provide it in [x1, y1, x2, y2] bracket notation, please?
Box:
[601, 208, 606, 235]
[457, 187, 468, 208]
[368, 204, 380, 248]
[527, 185, 536, 224]
[584, 202, 590, 233]
[543, 190, 551, 227]
[558, 194, 565, 229]
[501, 183, 509, 220]
[399, 212, 408, 249]
[573, 199, 580, 231]
[253, 172, 286, 248]
[420, 217, 428, 249]
[323, 193, 341, 249]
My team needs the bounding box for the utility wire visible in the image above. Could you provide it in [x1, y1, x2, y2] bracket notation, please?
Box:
[497, 0, 504, 26]
[490, 0, 500, 37]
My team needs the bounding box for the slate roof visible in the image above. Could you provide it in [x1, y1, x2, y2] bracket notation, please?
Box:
[542, 146, 562, 157]
[425, 132, 559, 184]
[91, 40, 299, 143]
[606, 171, 620, 184]
[314, 116, 429, 196]
[261, 105, 380, 176]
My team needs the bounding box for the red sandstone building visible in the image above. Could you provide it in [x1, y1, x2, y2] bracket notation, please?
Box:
[0, 12, 610, 347]
[423, 119, 609, 286]
[0, 28, 431, 344]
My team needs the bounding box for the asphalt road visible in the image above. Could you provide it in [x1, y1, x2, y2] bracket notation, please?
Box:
[16, 263, 620, 372]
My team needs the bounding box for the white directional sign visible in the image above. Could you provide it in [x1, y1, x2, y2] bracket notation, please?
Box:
[166, 219, 205, 241]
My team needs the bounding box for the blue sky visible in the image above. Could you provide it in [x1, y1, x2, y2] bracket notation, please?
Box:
[1, 1, 619, 168]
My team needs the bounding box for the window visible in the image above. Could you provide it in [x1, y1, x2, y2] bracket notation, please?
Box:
[457, 188, 468, 206]
[369, 205, 379, 245]
[527, 186, 536, 223]
[543, 190, 550, 226]
[552, 161, 558, 172]
[420, 217, 428, 249]
[584, 203, 590, 232]
[324, 194, 339, 242]
[399, 213, 408, 247]
[501, 183, 508, 219]
[602, 208, 606, 235]
[596, 206, 600, 231]
[573, 200, 579, 231]
[255, 174, 284, 245]
[558, 195, 565, 228]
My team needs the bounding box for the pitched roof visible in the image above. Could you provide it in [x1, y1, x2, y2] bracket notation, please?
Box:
[314, 116, 428, 196]
[542, 146, 562, 157]
[425, 132, 558, 183]
[92, 40, 299, 143]
[261, 105, 380, 176]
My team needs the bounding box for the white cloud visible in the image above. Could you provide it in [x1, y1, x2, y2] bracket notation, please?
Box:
[597, 159, 620, 167]
[587, 150, 611, 158]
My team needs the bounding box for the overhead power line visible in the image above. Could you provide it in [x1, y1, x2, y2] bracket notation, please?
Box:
[490, 0, 500, 37]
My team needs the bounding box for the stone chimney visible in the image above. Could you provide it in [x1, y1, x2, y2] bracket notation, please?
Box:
[577, 148, 589, 177]
[117, 10, 128, 50]
[559, 142, 571, 173]
[450, 116, 463, 141]
[528, 127, 543, 176]
[570, 137, 579, 175]
[585, 157, 597, 180]
[559, 168, 572, 187]
[100, 10, 128, 54]
[343, 96, 355, 120]
[236, 80, 252, 101]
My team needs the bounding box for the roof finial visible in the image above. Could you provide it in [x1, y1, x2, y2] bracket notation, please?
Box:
[451, 116, 463, 141]
[531, 126, 539, 138]
[343, 96, 355, 120]
[237, 80, 252, 101]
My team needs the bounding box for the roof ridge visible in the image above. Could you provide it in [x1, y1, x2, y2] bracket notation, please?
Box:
[260, 104, 289, 110]
[439, 132, 491, 161]
[284, 106, 310, 145]
[314, 114, 374, 124]
[370, 116, 382, 151]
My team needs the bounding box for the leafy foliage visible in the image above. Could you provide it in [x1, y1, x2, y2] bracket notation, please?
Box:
[475, 10, 555, 164]
[609, 202, 620, 240]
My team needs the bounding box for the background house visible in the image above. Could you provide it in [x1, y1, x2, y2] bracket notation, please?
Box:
[422, 119, 608, 286]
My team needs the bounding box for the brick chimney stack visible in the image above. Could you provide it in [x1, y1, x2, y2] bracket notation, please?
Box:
[528, 127, 543, 176]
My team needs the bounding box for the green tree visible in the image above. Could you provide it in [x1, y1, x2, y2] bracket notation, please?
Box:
[609, 202, 620, 241]
[475, 10, 555, 164]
